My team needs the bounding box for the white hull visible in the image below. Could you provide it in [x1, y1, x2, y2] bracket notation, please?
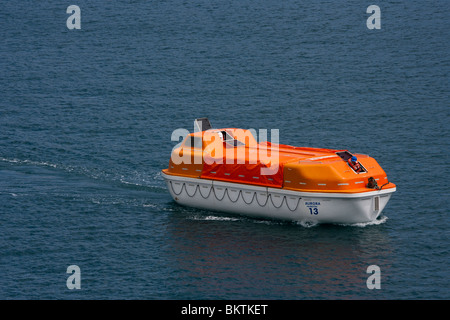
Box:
[162, 172, 396, 224]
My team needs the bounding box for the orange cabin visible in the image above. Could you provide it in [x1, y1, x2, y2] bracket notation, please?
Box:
[163, 128, 396, 194]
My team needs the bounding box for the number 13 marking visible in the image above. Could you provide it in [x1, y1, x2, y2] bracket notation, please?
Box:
[309, 207, 319, 215]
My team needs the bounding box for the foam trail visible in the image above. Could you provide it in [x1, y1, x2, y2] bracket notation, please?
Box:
[296, 220, 319, 228]
[339, 215, 388, 227]
[0, 157, 58, 168]
[189, 215, 241, 222]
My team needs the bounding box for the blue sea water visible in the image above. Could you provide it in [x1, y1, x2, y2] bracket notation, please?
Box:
[0, 0, 448, 300]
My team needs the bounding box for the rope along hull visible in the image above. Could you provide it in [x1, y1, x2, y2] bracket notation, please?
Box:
[162, 172, 395, 224]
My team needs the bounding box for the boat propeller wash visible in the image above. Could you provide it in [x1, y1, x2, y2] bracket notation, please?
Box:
[162, 118, 396, 224]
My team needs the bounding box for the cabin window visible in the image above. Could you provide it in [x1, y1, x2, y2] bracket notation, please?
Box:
[220, 130, 245, 147]
[336, 151, 353, 161]
[220, 130, 234, 141]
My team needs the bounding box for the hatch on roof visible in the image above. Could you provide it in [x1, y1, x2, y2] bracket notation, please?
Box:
[194, 118, 212, 132]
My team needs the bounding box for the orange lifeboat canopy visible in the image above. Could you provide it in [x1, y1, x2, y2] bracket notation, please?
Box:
[164, 128, 396, 194]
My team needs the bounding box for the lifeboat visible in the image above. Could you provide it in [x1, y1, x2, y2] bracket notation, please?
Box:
[162, 118, 396, 224]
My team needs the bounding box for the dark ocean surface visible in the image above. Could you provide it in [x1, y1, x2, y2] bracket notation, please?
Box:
[0, 1, 448, 299]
